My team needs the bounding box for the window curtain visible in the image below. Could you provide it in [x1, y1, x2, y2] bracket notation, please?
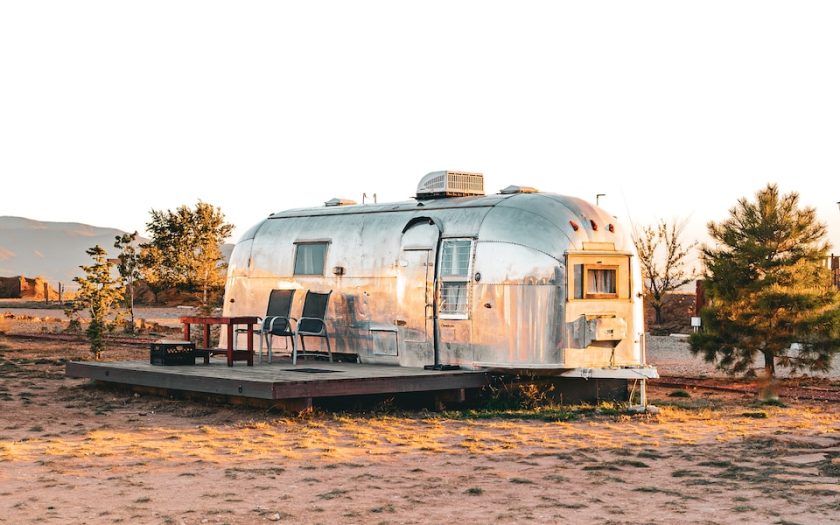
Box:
[441, 240, 471, 277]
[295, 244, 326, 275]
[588, 269, 616, 294]
[441, 282, 468, 314]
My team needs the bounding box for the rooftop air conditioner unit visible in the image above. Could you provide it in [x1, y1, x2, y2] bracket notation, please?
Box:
[416, 171, 485, 199]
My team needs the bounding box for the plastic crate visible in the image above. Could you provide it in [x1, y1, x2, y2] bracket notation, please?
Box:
[150, 340, 196, 366]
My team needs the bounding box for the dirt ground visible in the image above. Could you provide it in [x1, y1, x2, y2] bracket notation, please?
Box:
[1, 313, 839, 524]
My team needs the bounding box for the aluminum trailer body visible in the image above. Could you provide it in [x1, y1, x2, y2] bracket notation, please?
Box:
[222, 172, 657, 380]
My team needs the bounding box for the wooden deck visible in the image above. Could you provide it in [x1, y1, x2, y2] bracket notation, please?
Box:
[65, 359, 489, 402]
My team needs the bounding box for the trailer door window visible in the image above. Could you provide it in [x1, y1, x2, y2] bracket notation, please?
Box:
[294, 242, 328, 275]
[439, 239, 473, 317]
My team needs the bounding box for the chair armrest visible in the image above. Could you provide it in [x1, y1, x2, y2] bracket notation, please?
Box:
[265, 316, 297, 333]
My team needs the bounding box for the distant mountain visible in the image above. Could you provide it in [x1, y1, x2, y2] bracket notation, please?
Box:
[0, 216, 234, 288]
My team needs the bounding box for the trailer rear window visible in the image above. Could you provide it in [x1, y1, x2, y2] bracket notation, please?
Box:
[571, 259, 625, 300]
[294, 242, 328, 275]
[587, 267, 617, 298]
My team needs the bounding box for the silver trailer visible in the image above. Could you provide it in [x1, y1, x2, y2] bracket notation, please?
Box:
[222, 171, 657, 380]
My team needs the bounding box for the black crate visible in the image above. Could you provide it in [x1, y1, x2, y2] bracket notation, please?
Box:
[150, 340, 196, 366]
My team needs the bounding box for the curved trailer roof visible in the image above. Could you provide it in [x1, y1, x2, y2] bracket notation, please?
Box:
[240, 192, 633, 262]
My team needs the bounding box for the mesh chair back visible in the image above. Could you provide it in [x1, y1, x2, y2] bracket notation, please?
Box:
[266, 289, 295, 318]
[299, 290, 331, 333]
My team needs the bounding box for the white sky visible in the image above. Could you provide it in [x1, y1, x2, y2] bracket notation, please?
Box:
[2, 1, 839, 254]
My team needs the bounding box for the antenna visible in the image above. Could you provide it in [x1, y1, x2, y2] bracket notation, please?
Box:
[596, 193, 606, 206]
[362, 193, 378, 205]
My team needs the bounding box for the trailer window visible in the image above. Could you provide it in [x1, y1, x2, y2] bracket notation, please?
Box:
[439, 239, 473, 317]
[441, 282, 469, 315]
[585, 266, 617, 298]
[294, 242, 328, 275]
[568, 254, 630, 301]
[440, 240, 471, 277]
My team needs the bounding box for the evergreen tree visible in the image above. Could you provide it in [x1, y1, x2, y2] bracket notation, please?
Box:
[141, 201, 233, 314]
[114, 231, 142, 333]
[690, 184, 840, 378]
[69, 245, 124, 359]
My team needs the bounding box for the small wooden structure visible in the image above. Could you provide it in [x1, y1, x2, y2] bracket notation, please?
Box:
[65, 360, 489, 410]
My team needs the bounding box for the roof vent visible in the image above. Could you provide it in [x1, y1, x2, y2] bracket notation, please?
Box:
[416, 171, 484, 199]
[324, 198, 357, 207]
[500, 185, 538, 194]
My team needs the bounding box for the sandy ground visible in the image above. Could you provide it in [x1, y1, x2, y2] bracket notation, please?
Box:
[0, 312, 839, 524]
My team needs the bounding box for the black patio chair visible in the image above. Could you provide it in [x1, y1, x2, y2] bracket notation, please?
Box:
[295, 290, 333, 365]
[246, 288, 297, 363]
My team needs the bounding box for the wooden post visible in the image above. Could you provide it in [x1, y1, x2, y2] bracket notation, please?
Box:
[44, 282, 49, 304]
[694, 280, 706, 316]
[58, 283, 63, 304]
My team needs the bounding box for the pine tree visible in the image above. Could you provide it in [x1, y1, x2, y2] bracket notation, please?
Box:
[690, 184, 840, 378]
[69, 245, 125, 359]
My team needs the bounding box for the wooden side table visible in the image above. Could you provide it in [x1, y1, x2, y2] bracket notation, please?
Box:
[180, 316, 259, 366]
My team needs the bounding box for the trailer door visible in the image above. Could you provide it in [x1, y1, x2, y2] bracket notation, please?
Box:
[397, 221, 439, 366]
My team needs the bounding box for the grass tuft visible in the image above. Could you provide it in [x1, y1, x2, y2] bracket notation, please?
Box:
[317, 489, 349, 500]
[510, 478, 535, 484]
[758, 398, 787, 408]
[697, 460, 733, 468]
[671, 469, 702, 478]
[741, 411, 768, 419]
[633, 487, 684, 497]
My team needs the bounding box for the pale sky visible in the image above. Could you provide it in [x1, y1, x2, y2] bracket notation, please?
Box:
[2, 1, 839, 254]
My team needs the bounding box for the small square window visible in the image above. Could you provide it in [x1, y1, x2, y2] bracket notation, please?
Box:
[294, 242, 328, 275]
[585, 267, 617, 298]
[568, 256, 628, 301]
